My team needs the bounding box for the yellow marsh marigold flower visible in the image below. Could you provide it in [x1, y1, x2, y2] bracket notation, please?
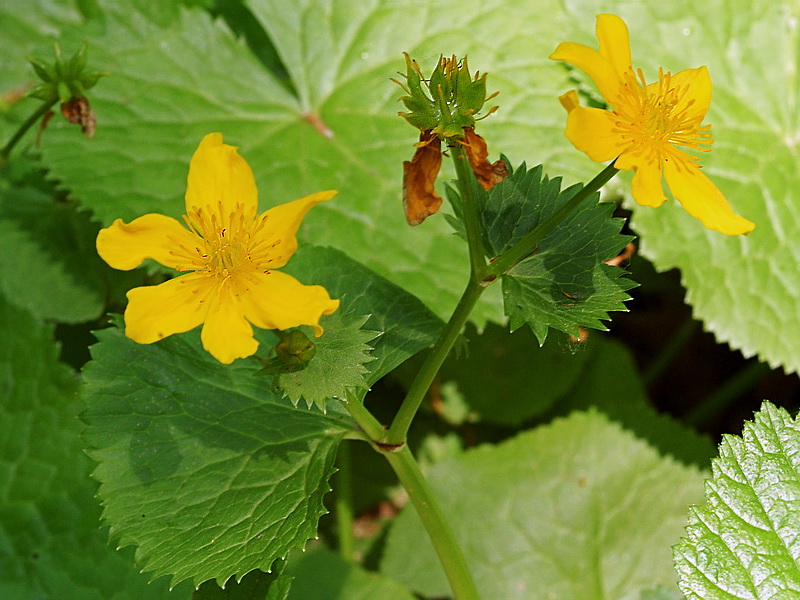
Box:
[96, 133, 340, 364]
[550, 14, 755, 235]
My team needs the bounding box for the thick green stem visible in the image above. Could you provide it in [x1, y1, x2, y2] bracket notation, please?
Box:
[334, 442, 355, 561]
[488, 161, 619, 276]
[383, 446, 480, 600]
[0, 99, 57, 162]
[343, 399, 481, 598]
[385, 276, 485, 446]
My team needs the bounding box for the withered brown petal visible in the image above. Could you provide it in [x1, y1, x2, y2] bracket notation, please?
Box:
[60, 96, 96, 139]
[461, 127, 508, 191]
[402, 130, 443, 225]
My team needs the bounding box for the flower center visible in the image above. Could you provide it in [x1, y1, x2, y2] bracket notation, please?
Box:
[170, 202, 279, 288]
[613, 68, 712, 163]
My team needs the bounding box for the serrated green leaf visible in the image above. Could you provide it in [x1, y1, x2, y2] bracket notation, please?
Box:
[282, 246, 443, 385]
[285, 545, 415, 600]
[673, 401, 800, 599]
[276, 312, 379, 410]
[0, 293, 192, 600]
[381, 410, 705, 600]
[486, 165, 634, 342]
[0, 183, 107, 323]
[82, 324, 354, 589]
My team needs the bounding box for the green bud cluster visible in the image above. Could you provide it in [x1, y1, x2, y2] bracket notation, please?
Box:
[395, 53, 498, 139]
[28, 42, 105, 104]
[257, 329, 317, 375]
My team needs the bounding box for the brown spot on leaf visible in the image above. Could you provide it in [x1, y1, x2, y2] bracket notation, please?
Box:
[460, 127, 508, 190]
[402, 130, 443, 225]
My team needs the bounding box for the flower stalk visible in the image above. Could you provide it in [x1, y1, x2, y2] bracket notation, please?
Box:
[383, 447, 480, 600]
[0, 99, 57, 162]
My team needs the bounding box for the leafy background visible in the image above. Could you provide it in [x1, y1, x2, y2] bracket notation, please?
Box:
[2, 0, 800, 598]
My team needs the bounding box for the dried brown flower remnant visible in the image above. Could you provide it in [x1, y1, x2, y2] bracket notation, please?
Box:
[60, 96, 96, 139]
[460, 127, 508, 191]
[402, 130, 443, 225]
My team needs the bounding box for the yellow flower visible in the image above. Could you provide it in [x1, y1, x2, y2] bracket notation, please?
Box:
[96, 133, 340, 364]
[550, 14, 754, 235]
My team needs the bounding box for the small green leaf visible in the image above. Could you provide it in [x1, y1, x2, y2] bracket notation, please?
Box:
[673, 401, 800, 599]
[82, 324, 354, 588]
[275, 311, 379, 410]
[282, 246, 443, 385]
[484, 164, 634, 342]
[382, 410, 705, 599]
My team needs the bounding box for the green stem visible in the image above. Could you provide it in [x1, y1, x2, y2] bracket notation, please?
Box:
[488, 161, 619, 276]
[334, 442, 355, 561]
[448, 141, 489, 278]
[342, 395, 387, 443]
[343, 399, 481, 598]
[384, 276, 485, 446]
[383, 446, 480, 600]
[0, 99, 57, 162]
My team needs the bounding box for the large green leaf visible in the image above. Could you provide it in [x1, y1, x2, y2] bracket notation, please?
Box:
[433, 322, 592, 426]
[381, 410, 706, 599]
[548, 335, 716, 467]
[0, 293, 191, 600]
[554, 1, 800, 373]
[82, 323, 353, 588]
[674, 401, 800, 599]
[82, 243, 442, 589]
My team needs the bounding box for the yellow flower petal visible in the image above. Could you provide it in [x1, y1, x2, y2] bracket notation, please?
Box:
[184, 132, 258, 220]
[239, 270, 339, 336]
[96, 214, 196, 271]
[618, 153, 667, 207]
[663, 159, 755, 235]
[666, 66, 712, 122]
[596, 14, 632, 80]
[257, 191, 337, 269]
[200, 290, 259, 364]
[558, 89, 580, 113]
[550, 41, 621, 101]
[124, 275, 208, 344]
[564, 105, 627, 162]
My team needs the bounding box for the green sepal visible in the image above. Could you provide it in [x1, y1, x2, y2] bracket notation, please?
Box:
[396, 53, 498, 139]
[27, 41, 105, 105]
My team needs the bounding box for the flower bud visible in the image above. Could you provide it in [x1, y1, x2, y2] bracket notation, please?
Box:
[394, 53, 498, 140]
